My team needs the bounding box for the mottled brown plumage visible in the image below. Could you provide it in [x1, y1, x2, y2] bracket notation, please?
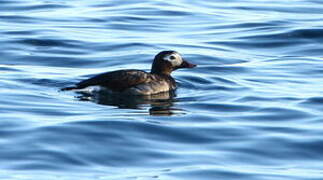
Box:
[61, 51, 196, 95]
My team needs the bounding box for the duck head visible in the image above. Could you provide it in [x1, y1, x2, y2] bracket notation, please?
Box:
[151, 51, 196, 75]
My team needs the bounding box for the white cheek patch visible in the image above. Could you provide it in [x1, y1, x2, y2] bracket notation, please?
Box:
[164, 53, 183, 67]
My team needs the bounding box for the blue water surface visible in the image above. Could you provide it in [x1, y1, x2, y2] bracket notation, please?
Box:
[1, 0, 323, 179]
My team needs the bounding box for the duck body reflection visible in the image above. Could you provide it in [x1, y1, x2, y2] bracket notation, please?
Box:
[76, 87, 184, 115]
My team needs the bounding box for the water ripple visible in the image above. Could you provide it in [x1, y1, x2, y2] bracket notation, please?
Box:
[1, 0, 323, 179]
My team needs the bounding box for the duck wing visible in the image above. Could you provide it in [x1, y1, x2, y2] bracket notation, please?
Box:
[61, 70, 152, 91]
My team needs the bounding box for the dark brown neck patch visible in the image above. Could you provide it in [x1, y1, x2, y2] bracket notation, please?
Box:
[151, 60, 173, 75]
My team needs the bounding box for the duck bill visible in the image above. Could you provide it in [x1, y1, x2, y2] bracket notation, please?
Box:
[178, 59, 197, 69]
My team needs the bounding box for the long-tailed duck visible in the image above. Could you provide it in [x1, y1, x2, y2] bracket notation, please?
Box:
[61, 51, 196, 95]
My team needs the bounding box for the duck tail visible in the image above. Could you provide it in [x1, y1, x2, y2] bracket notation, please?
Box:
[60, 86, 79, 91]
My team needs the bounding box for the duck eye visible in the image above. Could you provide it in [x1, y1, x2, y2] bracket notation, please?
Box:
[169, 55, 176, 60]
